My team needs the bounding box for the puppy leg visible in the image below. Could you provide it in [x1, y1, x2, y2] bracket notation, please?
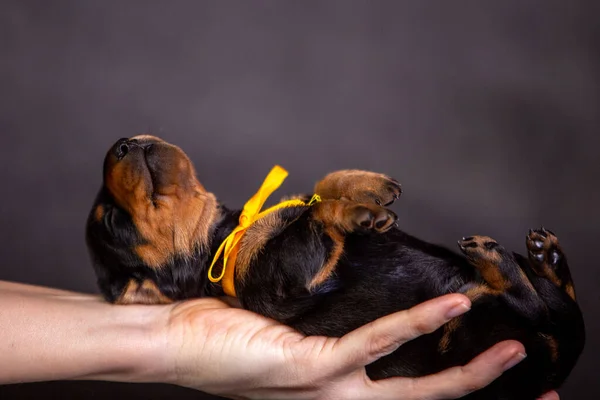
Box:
[302, 200, 398, 290]
[438, 235, 549, 355]
[457, 236, 547, 322]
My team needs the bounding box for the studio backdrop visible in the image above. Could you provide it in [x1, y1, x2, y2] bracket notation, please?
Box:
[1, 1, 598, 399]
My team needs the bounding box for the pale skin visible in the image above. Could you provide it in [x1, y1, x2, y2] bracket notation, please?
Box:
[0, 280, 559, 400]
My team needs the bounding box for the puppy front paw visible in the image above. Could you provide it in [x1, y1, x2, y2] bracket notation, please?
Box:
[347, 204, 398, 233]
[315, 170, 402, 206]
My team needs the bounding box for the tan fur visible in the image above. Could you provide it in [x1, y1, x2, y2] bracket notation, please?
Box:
[94, 205, 104, 222]
[439, 317, 461, 353]
[116, 279, 172, 304]
[463, 236, 510, 291]
[308, 227, 345, 290]
[314, 169, 400, 204]
[565, 282, 576, 301]
[477, 259, 511, 291]
[527, 232, 563, 286]
[464, 284, 501, 302]
[311, 200, 394, 232]
[105, 138, 219, 268]
[312, 200, 356, 231]
[279, 194, 309, 202]
[440, 284, 501, 353]
[132, 191, 218, 268]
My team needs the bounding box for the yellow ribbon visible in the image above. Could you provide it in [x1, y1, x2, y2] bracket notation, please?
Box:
[208, 165, 321, 297]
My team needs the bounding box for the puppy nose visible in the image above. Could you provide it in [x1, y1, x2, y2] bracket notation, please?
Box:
[114, 138, 130, 159]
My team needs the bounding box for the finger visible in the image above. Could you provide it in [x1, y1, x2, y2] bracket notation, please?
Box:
[329, 294, 471, 372]
[538, 391, 560, 400]
[364, 340, 526, 400]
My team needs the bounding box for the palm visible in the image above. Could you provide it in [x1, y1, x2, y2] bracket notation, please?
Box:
[165, 298, 338, 397]
[162, 296, 558, 400]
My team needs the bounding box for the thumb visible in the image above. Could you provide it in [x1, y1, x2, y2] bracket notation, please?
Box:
[327, 294, 471, 373]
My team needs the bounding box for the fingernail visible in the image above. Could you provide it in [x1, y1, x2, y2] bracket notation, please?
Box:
[445, 302, 471, 320]
[503, 352, 527, 371]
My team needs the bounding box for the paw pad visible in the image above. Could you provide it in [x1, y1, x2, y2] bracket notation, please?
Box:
[352, 205, 398, 233]
[526, 228, 561, 267]
[458, 235, 501, 260]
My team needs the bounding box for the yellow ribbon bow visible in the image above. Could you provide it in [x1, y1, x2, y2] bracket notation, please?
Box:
[208, 165, 321, 297]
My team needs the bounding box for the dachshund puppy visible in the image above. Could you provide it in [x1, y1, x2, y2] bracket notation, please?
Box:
[86, 135, 585, 399]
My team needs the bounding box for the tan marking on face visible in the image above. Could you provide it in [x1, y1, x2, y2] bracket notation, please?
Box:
[94, 205, 105, 222]
[104, 138, 219, 268]
[132, 191, 219, 268]
[116, 279, 172, 305]
[105, 152, 148, 218]
[308, 227, 345, 290]
[131, 194, 213, 263]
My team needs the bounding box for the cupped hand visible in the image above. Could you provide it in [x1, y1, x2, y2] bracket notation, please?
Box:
[156, 293, 551, 400]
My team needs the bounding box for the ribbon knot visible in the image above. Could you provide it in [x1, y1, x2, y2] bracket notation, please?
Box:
[208, 165, 321, 297]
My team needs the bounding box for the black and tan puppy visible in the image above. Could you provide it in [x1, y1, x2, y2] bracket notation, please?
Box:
[86, 135, 585, 399]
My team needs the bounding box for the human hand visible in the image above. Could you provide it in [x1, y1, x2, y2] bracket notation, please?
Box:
[156, 293, 532, 400]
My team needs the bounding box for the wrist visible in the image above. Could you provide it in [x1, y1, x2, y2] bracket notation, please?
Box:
[82, 301, 176, 385]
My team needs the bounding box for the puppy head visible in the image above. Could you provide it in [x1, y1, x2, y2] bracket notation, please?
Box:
[86, 135, 218, 287]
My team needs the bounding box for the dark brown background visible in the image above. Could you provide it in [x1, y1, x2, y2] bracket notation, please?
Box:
[1, 1, 598, 399]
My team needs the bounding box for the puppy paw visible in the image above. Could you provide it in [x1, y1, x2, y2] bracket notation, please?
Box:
[348, 204, 398, 233]
[315, 170, 402, 206]
[458, 235, 503, 264]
